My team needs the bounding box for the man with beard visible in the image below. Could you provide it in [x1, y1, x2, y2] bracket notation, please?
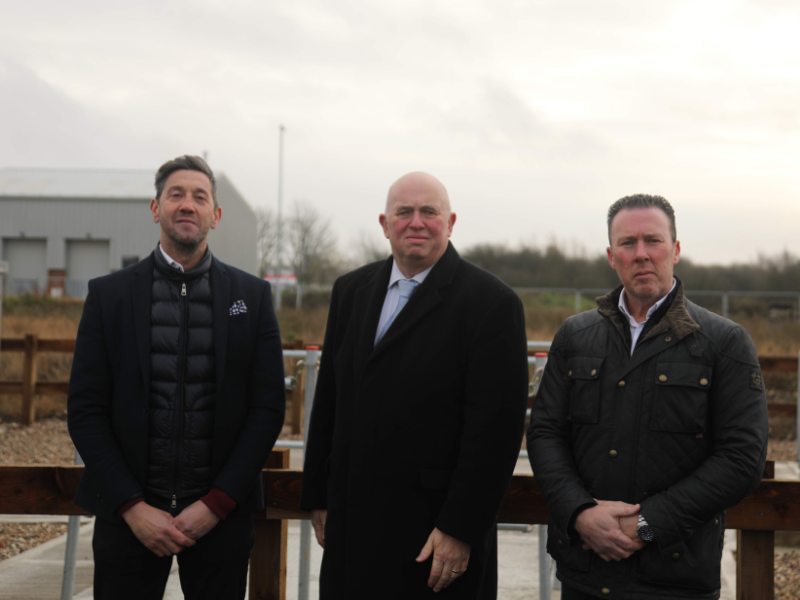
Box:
[528, 194, 768, 599]
[68, 155, 286, 599]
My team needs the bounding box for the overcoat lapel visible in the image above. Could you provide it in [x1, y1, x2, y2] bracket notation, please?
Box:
[132, 256, 154, 392]
[211, 259, 230, 391]
[352, 257, 393, 383]
[370, 243, 460, 361]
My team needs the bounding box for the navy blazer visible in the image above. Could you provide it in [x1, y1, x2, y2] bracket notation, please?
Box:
[67, 253, 285, 522]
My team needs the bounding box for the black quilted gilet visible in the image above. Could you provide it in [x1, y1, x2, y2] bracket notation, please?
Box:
[146, 248, 216, 501]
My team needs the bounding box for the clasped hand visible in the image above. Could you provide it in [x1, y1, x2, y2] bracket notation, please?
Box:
[123, 500, 219, 557]
[416, 527, 471, 593]
[574, 499, 645, 562]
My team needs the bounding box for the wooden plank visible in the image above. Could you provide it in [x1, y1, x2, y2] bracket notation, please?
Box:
[37, 339, 76, 353]
[0, 382, 24, 394]
[768, 402, 797, 418]
[0, 465, 88, 516]
[759, 356, 798, 373]
[764, 460, 775, 480]
[0, 381, 71, 395]
[21, 334, 38, 425]
[0, 339, 25, 352]
[35, 381, 70, 394]
[3, 465, 800, 530]
[250, 448, 290, 600]
[736, 530, 774, 600]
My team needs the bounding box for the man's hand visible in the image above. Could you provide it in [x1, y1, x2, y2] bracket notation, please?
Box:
[311, 509, 327, 548]
[575, 500, 645, 562]
[173, 500, 220, 541]
[416, 527, 471, 592]
[121, 502, 196, 557]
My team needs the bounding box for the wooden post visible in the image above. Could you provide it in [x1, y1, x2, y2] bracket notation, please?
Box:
[736, 530, 774, 600]
[249, 449, 290, 600]
[21, 334, 38, 425]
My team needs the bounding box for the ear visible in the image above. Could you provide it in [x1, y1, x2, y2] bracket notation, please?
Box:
[379, 214, 389, 239]
[673, 240, 681, 265]
[447, 212, 457, 237]
[150, 198, 160, 223]
[607, 246, 616, 271]
[210, 206, 222, 230]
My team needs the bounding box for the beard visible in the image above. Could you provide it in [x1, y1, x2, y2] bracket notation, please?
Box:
[163, 221, 208, 252]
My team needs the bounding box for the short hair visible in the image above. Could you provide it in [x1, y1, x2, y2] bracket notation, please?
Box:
[607, 194, 676, 243]
[154, 155, 217, 208]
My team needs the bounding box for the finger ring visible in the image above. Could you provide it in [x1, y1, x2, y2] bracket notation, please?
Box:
[451, 570, 461, 574]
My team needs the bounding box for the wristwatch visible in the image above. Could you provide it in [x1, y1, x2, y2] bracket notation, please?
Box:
[637, 514, 655, 542]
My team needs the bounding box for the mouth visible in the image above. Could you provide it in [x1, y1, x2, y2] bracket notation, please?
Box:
[633, 271, 655, 279]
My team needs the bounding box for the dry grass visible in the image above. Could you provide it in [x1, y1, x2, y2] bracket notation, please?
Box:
[1, 301, 799, 422]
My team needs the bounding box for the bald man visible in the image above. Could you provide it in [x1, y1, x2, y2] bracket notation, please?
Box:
[300, 173, 529, 599]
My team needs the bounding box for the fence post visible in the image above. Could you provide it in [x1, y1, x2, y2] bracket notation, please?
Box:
[722, 293, 729, 318]
[298, 346, 320, 600]
[574, 290, 581, 315]
[296, 285, 303, 309]
[736, 530, 774, 600]
[21, 333, 38, 425]
[249, 449, 290, 600]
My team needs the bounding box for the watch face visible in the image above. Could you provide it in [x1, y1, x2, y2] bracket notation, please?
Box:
[638, 526, 655, 542]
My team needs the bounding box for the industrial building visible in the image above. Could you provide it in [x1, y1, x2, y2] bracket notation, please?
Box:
[0, 168, 258, 297]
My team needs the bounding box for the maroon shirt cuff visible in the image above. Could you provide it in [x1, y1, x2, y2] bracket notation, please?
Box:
[201, 488, 237, 520]
[116, 497, 146, 516]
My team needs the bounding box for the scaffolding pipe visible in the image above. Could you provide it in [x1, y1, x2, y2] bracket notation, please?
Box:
[60, 450, 84, 600]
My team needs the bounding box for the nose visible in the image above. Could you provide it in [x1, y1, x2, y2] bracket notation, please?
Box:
[409, 209, 424, 229]
[178, 198, 196, 213]
[634, 239, 649, 261]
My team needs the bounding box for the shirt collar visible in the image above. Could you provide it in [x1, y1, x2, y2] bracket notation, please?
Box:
[618, 278, 677, 326]
[158, 243, 185, 273]
[388, 260, 435, 289]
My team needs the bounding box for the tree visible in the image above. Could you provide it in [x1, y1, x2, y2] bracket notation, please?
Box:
[256, 207, 278, 278]
[287, 201, 340, 285]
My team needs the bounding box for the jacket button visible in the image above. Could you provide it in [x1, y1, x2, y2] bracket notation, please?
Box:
[714, 519, 719, 524]
[568, 370, 573, 377]
[591, 369, 597, 376]
[602, 588, 611, 596]
[665, 337, 672, 342]
[672, 553, 681, 561]
[659, 374, 667, 382]
[557, 539, 563, 546]
[609, 449, 618, 458]
[617, 380, 625, 387]
[700, 378, 709, 386]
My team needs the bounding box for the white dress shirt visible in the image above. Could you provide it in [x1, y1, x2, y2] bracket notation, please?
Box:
[618, 278, 677, 355]
[159, 244, 185, 273]
[374, 260, 435, 345]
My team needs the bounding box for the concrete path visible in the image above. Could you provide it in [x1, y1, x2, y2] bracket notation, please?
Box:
[0, 457, 796, 599]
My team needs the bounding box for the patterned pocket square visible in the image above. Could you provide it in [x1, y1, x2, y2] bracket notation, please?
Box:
[229, 300, 247, 315]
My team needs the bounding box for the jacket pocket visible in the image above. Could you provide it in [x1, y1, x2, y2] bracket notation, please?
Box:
[546, 518, 591, 572]
[650, 362, 712, 433]
[636, 515, 723, 591]
[566, 357, 604, 424]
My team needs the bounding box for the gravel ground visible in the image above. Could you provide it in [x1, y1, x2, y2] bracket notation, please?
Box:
[775, 552, 800, 600]
[769, 439, 798, 462]
[0, 523, 68, 562]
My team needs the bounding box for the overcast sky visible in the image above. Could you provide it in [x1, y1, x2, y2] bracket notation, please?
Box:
[2, 0, 799, 265]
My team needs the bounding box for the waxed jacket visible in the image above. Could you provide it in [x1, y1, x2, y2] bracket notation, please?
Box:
[527, 282, 768, 600]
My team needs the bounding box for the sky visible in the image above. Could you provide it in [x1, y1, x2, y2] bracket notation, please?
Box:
[1, 0, 799, 265]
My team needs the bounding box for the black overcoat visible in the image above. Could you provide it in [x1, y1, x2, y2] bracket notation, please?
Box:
[67, 253, 286, 522]
[300, 243, 529, 599]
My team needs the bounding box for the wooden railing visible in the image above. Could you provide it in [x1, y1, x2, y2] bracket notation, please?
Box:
[0, 456, 795, 600]
[0, 336, 310, 428]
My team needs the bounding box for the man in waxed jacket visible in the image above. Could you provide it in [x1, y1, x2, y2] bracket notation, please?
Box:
[528, 194, 768, 600]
